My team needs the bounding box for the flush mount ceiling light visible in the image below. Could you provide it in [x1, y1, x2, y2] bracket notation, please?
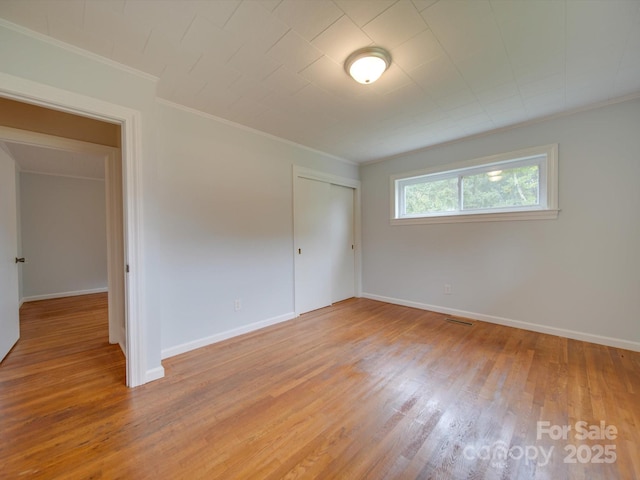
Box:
[487, 170, 503, 182]
[344, 46, 391, 85]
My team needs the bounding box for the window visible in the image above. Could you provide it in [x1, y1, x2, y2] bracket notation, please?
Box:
[391, 144, 558, 224]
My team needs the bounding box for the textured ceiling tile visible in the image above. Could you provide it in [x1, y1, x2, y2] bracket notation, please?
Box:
[366, 64, 414, 95]
[522, 89, 565, 109]
[614, 64, 640, 96]
[423, 0, 500, 62]
[225, 95, 270, 124]
[455, 50, 514, 93]
[144, 28, 201, 72]
[267, 30, 323, 73]
[493, 0, 564, 72]
[409, 56, 469, 99]
[565, 86, 610, 110]
[455, 112, 493, 130]
[435, 89, 478, 111]
[259, 91, 300, 113]
[412, 107, 449, 128]
[446, 101, 484, 121]
[618, 10, 640, 70]
[181, 16, 242, 61]
[194, 0, 242, 28]
[293, 84, 346, 120]
[262, 66, 309, 95]
[41, 0, 84, 29]
[482, 95, 524, 116]
[190, 57, 241, 89]
[224, 0, 289, 52]
[227, 75, 274, 104]
[299, 55, 365, 98]
[158, 65, 207, 100]
[197, 81, 242, 112]
[84, 2, 133, 46]
[227, 44, 281, 79]
[523, 90, 566, 115]
[518, 73, 564, 100]
[474, 81, 520, 105]
[512, 56, 564, 86]
[123, 0, 196, 44]
[311, 15, 373, 63]
[254, 0, 284, 14]
[0, 0, 51, 34]
[362, 0, 427, 49]
[274, 0, 343, 42]
[489, 108, 528, 127]
[391, 28, 443, 72]
[411, 0, 439, 13]
[566, 0, 638, 76]
[333, 0, 396, 28]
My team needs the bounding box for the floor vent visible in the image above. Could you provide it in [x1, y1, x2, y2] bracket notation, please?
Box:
[445, 317, 474, 326]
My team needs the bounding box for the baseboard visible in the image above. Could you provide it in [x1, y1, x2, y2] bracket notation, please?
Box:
[361, 293, 640, 353]
[22, 287, 108, 303]
[145, 366, 165, 383]
[161, 312, 297, 359]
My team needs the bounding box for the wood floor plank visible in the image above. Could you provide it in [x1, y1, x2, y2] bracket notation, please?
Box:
[1, 294, 638, 479]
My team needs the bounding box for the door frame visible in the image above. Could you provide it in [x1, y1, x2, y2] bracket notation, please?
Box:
[0, 71, 149, 387]
[292, 166, 362, 314]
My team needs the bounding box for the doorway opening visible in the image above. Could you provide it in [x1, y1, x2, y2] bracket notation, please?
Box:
[1, 124, 126, 382]
[0, 72, 153, 386]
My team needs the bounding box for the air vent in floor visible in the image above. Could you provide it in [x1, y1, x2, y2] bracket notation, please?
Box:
[445, 317, 474, 326]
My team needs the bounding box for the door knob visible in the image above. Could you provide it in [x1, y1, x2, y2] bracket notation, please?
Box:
[15, 257, 25, 263]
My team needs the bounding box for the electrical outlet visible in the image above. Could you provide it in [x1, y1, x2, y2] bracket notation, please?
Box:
[234, 299, 242, 311]
[444, 284, 452, 295]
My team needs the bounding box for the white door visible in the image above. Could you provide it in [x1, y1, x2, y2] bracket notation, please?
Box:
[0, 147, 20, 362]
[330, 184, 355, 303]
[294, 177, 332, 314]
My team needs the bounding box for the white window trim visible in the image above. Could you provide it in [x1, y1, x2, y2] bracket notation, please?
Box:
[390, 144, 559, 225]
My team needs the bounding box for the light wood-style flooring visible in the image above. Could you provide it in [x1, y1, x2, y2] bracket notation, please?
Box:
[1, 293, 638, 479]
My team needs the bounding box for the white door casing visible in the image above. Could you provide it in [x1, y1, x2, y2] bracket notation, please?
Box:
[0, 71, 156, 386]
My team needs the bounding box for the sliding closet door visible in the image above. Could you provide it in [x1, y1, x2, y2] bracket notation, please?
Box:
[294, 175, 356, 315]
[294, 177, 332, 314]
[330, 184, 355, 303]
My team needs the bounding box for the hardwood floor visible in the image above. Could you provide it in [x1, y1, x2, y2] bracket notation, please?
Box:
[1, 294, 638, 479]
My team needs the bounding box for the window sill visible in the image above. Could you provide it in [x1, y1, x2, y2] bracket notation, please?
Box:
[391, 209, 560, 225]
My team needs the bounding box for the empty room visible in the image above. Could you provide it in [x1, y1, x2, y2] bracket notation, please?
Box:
[0, 1, 638, 479]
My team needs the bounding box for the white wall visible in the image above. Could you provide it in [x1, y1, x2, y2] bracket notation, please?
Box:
[154, 103, 358, 355]
[361, 98, 640, 350]
[20, 173, 107, 300]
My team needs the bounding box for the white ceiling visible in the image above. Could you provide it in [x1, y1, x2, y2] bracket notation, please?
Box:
[2, 141, 106, 179]
[1, 0, 639, 163]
